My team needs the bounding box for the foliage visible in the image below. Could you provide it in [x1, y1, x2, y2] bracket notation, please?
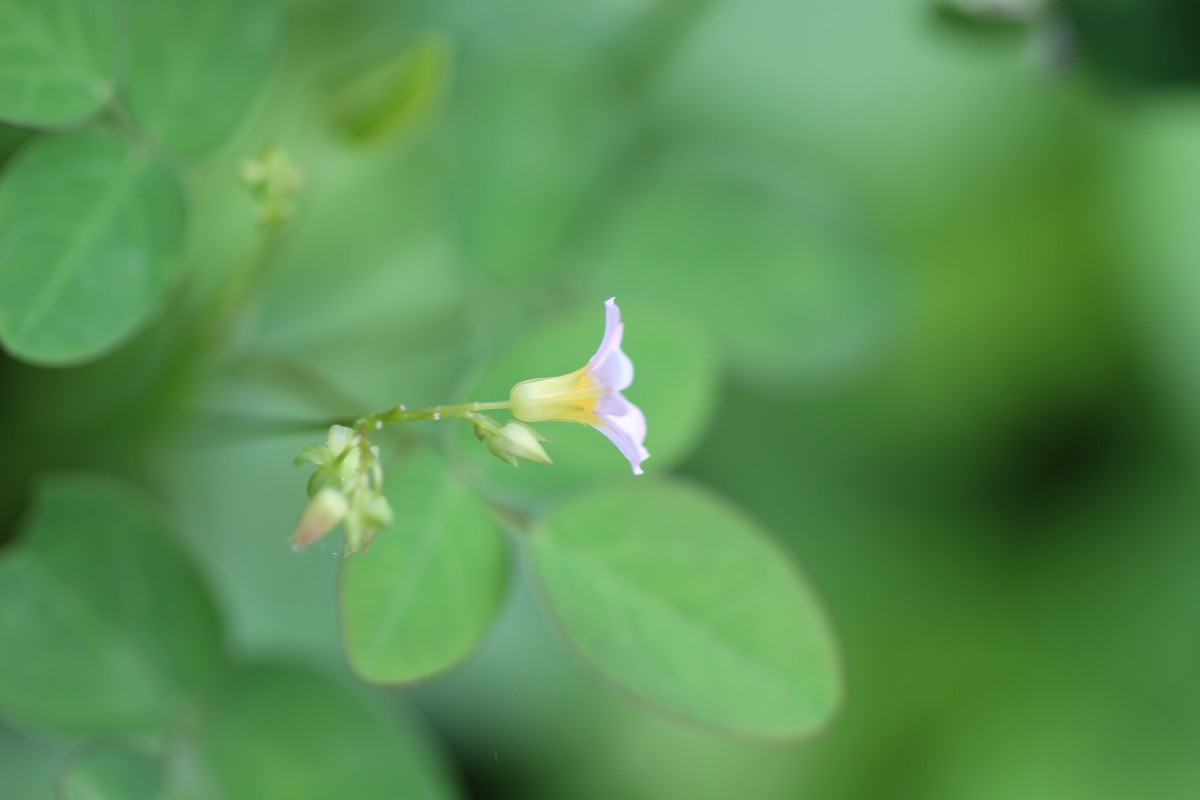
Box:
[0, 0, 848, 795]
[4, 0, 1200, 798]
[0, 475, 453, 797]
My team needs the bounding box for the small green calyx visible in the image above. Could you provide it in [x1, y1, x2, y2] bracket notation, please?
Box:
[294, 425, 363, 497]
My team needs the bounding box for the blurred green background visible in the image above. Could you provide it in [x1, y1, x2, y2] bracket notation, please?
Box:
[5, 0, 1200, 797]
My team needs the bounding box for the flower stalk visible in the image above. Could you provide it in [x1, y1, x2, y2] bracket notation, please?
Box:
[354, 401, 510, 434]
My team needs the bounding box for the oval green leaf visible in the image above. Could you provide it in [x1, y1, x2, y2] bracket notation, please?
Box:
[59, 747, 163, 800]
[0, 474, 226, 733]
[0, 130, 185, 365]
[588, 154, 894, 387]
[529, 479, 842, 739]
[0, 0, 119, 128]
[341, 449, 509, 683]
[124, 0, 282, 157]
[199, 662, 458, 800]
[450, 302, 716, 496]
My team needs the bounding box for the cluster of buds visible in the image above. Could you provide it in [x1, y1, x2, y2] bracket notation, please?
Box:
[292, 425, 393, 553]
[240, 144, 304, 231]
[291, 298, 649, 554]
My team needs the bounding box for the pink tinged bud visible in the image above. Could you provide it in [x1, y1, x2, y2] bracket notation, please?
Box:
[508, 297, 649, 475]
[292, 487, 349, 550]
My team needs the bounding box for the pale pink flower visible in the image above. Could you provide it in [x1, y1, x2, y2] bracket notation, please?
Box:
[508, 298, 649, 474]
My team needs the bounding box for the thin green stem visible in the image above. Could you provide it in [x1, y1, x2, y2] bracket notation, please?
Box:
[355, 401, 511, 435]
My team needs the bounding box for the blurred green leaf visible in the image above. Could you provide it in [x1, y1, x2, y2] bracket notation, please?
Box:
[326, 34, 453, 145]
[199, 662, 458, 800]
[529, 479, 841, 739]
[451, 302, 716, 496]
[606, 0, 715, 96]
[0, 130, 185, 366]
[58, 746, 163, 800]
[0, 474, 225, 733]
[163, 430, 347, 660]
[125, 0, 282, 157]
[0, 0, 118, 128]
[587, 154, 892, 386]
[341, 448, 508, 683]
[1100, 103, 1200, 458]
[1063, 0, 1200, 89]
[936, 0, 1047, 28]
[453, 62, 614, 280]
[0, 724, 71, 800]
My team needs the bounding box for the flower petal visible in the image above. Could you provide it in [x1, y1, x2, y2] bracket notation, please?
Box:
[588, 297, 625, 368]
[590, 344, 633, 391]
[594, 393, 649, 475]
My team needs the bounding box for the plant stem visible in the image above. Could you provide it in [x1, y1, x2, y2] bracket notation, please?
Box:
[355, 401, 510, 435]
[201, 229, 284, 348]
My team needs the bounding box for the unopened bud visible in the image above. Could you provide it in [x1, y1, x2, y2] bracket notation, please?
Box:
[343, 495, 394, 554]
[293, 487, 349, 549]
[241, 144, 304, 231]
[486, 422, 552, 468]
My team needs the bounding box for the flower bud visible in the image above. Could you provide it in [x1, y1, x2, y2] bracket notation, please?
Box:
[240, 144, 303, 231]
[344, 494, 394, 554]
[292, 487, 349, 550]
[486, 421, 553, 467]
[296, 425, 363, 497]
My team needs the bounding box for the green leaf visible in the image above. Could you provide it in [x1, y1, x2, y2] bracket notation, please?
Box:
[199, 662, 459, 800]
[0, 474, 225, 733]
[0, 724, 72, 800]
[341, 449, 508, 683]
[529, 479, 842, 739]
[587, 153, 893, 387]
[935, 2, 1040, 32]
[0, 0, 119, 128]
[0, 130, 185, 366]
[165, 429, 349, 660]
[124, 0, 282, 157]
[326, 35, 452, 145]
[451, 302, 716, 496]
[1103, 105, 1200, 456]
[59, 747, 163, 800]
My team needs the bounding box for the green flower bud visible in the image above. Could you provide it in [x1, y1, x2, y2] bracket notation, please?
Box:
[296, 425, 364, 497]
[344, 495, 394, 554]
[486, 421, 553, 468]
[240, 144, 304, 231]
